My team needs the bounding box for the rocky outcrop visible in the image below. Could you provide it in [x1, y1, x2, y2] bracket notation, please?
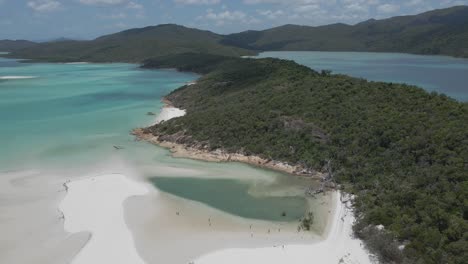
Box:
[132, 128, 325, 179]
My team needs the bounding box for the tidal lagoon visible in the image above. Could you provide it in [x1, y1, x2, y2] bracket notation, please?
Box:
[0, 57, 330, 264]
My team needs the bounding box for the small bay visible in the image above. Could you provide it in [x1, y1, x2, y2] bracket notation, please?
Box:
[152, 177, 307, 221]
[0, 57, 318, 223]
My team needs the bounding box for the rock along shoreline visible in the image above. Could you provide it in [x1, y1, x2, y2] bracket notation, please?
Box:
[132, 100, 325, 180]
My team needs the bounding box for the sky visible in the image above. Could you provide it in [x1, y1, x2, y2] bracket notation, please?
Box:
[0, 0, 467, 40]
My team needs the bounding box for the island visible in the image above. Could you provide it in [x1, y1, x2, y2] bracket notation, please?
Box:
[134, 53, 467, 264]
[2, 5, 467, 264]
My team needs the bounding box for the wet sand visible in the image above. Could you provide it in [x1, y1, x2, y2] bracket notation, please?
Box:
[0, 170, 88, 264]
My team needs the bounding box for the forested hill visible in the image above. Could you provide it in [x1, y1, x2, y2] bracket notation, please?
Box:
[142, 53, 468, 264]
[6, 24, 254, 62]
[222, 6, 468, 58]
[0, 40, 37, 52]
[4, 6, 468, 61]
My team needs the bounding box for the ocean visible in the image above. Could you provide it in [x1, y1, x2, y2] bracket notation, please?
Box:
[256, 51, 468, 101]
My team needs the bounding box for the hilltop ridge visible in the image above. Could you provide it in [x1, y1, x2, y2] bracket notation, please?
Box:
[3, 6, 468, 61]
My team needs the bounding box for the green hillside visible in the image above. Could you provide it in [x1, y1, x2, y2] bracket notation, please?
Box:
[142, 53, 468, 264]
[0, 40, 37, 52]
[8, 24, 254, 62]
[222, 6, 468, 57]
[6, 6, 468, 61]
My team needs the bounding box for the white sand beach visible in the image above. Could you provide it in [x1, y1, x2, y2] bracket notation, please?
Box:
[0, 76, 37, 79]
[195, 191, 375, 264]
[59, 173, 149, 264]
[153, 105, 186, 124]
[1, 104, 374, 264]
[128, 105, 376, 264]
[0, 170, 89, 264]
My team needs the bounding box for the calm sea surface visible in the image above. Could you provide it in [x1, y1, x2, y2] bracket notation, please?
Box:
[257, 51, 468, 101]
[0, 57, 312, 221]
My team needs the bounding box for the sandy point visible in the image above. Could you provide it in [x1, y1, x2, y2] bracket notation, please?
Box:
[59, 173, 149, 264]
[194, 191, 375, 264]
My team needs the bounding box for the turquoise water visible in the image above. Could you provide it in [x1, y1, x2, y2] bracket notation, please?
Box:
[0, 57, 313, 222]
[0, 58, 197, 169]
[257, 51, 468, 101]
[152, 177, 307, 221]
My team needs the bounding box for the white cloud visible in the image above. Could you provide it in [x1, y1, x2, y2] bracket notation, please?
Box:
[126, 1, 143, 9]
[79, 0, 127, 5]
[258, 9, 284, 19]
[440, 0, 468, 6]
[377, 3, 400, 14]
[27, 0, 62, 12]
[243, 0, 285, 4]
[174, 0, 220, 5]
[405, 0, 424, 6]
[98, 12, 127, 19]
[294, 4, 320, 13]
[198, 9, 260, 26]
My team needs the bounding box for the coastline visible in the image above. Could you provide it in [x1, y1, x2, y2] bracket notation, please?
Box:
[152, 100, 186, 125]
[130, 100, 375, 263]
[195, 191, 375, 264]
[0, 170, 90, 264]
[52, 98, 373, 264]
[133, 100, 325, 180]
[59, 173, 150, 264]
[133, 127, 325, 179]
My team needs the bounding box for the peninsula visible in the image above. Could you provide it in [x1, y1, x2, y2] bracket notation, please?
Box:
[136, 53, 467, 264]
[3, 6, 468, 61]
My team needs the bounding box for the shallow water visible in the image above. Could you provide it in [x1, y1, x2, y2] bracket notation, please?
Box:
[0, 57, 316, 223]
[257, 51, 468, 101]
[152, 177, 307, 221]
[0, 58, 195, 169]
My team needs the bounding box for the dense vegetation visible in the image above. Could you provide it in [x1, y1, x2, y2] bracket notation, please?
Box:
[143, 53, 468, 264]
[4, 6, 468, 61]
[141, 53, 232, 74]
[6, 24, 253, 62]
[223, 6, 468, 58]
[0, 40, 37, 52]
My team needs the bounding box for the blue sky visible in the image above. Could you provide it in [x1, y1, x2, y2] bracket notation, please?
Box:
[0, 0, 467, 40]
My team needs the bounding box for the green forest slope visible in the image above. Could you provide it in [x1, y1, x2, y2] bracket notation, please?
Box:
[7, 24, 254, 62]
[222, 6, 468, 57]
[143, 53, 468, 264]
[5, 6, 468, 61]
[0, 40, 37, 52]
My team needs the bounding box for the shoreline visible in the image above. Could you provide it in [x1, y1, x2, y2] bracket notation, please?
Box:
[152, 100, 186, 125]
[131, 100, 374, 263]
[194, 191, 375, 264]
[133, 127, 325, 180]
[133, 100, 326, 180]
[59, 173, 149, 264]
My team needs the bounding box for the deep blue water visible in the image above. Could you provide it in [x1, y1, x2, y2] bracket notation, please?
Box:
[257, 51, 468, 101]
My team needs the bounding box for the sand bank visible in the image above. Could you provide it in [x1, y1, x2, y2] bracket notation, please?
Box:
[0, 76, 37, 80]
[0, 170, 89, 264]
[126, 188, 332, 264]
[195, 191, 375, 264]
[59, 173, 149, 264]
[131, 104, 374, 264]
[133, 128, 324, 179]
[153, 106, 186, 125]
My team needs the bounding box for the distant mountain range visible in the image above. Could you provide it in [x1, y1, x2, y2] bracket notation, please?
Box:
[223, 5, 468, 57]
[0, 40, 37, 52]
[1, 5, 467, 61]
[1, 25, 253, 62]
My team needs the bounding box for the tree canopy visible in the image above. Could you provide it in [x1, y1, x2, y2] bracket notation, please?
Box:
[144, 53, 468, 264]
